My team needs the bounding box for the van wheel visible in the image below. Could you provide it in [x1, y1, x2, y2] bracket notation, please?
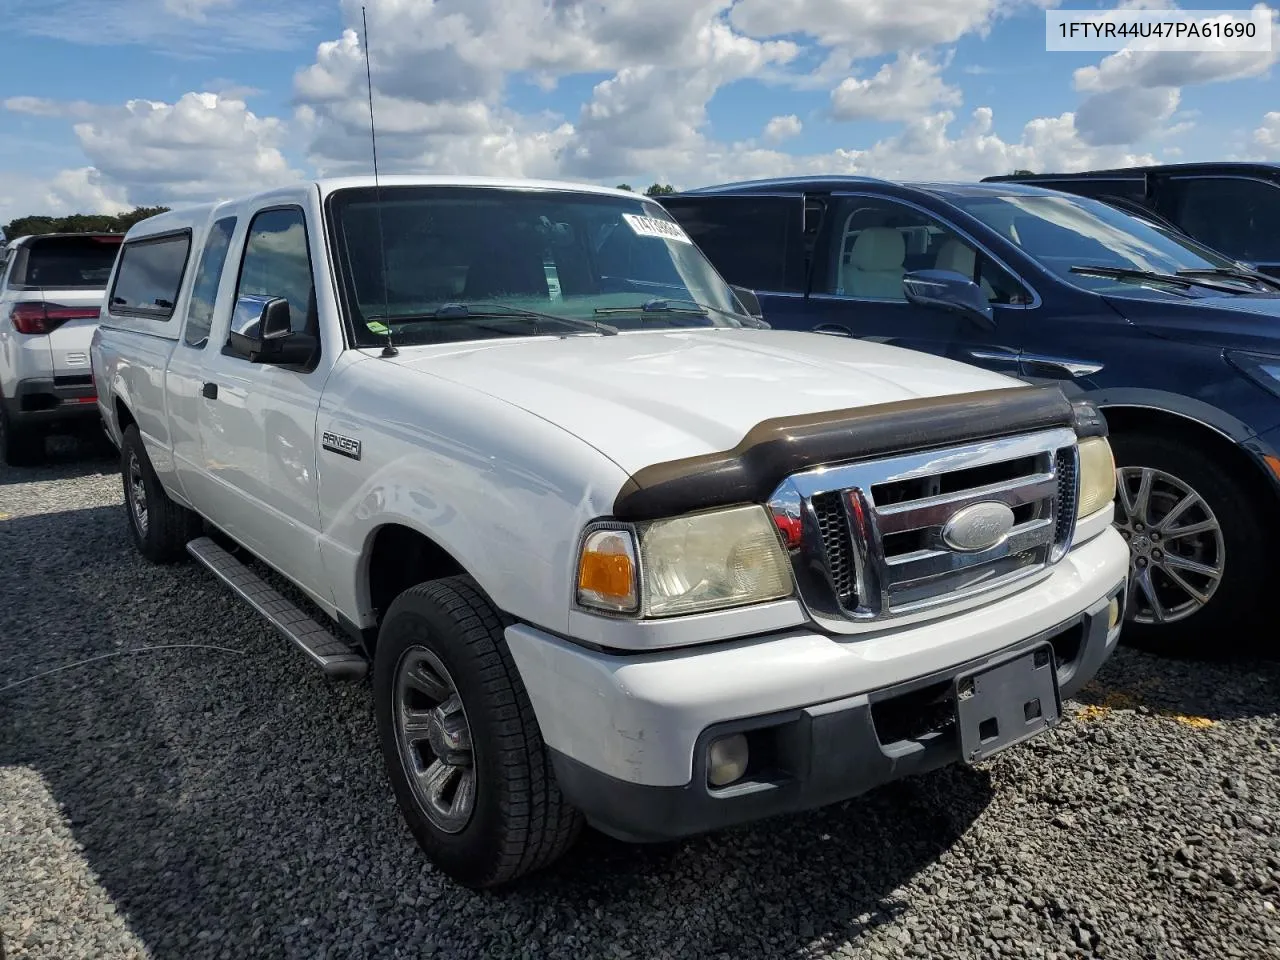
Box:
[1109, 432, 1266, 657]
[373, 576, 583, 889]
[120, 424, 201, 563]
[0, 405, 43, 467]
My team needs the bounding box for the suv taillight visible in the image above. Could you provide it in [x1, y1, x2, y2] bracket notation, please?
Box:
[9, 302, 99, 335]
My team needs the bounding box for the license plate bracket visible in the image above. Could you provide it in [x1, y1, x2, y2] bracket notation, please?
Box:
[955, 643, 1061, 764]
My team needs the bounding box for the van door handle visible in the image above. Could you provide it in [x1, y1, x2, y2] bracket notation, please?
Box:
[202, 382, 218, 400]
[813, 323, 853, 337]
[965, 347, 1019, 363]
[1020, 353, 1103, 377]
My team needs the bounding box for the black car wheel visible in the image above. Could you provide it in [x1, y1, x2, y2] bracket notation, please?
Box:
[1109, 432, 1267, 656]
[373, 576, 582, 889]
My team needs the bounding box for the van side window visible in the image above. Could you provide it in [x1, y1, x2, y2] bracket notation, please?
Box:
[1168, 178, 1280, 264]
[108, 233, 192, 320]
[819, 198, 1026, 305]
[183, 217, 237, 348]
[235, 207, 317, 335]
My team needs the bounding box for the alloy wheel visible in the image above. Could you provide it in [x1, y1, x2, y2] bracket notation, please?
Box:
[1115, 465, 1224, 625]
[393, 646, 477, 834]
[127, 451, 149, 537]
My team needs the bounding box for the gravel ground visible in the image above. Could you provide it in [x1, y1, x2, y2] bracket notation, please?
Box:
[2, 444, 1280, 960]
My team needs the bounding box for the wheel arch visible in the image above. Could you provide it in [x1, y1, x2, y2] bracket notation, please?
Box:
[1098, 400, 1280, 524]
[358, 522, 473, 653]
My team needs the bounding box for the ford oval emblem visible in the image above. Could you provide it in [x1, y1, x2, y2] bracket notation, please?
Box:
[941, 501, 1016, 553]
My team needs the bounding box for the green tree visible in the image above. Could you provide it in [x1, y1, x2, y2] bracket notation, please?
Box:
[644, 183, 675, 196]
[2, 205, 171, 241]
[1011, 169, 1035, 176]
[615, 183, 634, 191]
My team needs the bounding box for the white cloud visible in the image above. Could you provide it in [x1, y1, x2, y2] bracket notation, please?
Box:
[1075, 86, 1180, 145]
[830, 53, 962, 121]
[1256, 112, 1280, 157]
[3, 97, 97, 120]
[71, 93, 301, 205]
[730, 0, 1048, 58]
[0, 0, 322, 52]
[763, 114, 803, 143]
[0, 169, 130, 229]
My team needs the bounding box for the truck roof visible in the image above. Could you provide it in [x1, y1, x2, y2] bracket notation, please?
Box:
[124, 175, 647, 239]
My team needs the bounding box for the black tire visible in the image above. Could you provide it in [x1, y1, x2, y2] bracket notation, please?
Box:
[373, 576, 583, 889]
[1109, 431, 1268, 657]
[120, 424, 202, 563]
[0, 403, 44, 467]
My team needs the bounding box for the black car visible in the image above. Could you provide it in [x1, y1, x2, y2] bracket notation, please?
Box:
[659, 176, 1280, 655]
[984, 163, 1280, 279]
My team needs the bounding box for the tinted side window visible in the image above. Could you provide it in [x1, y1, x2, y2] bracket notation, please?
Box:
[235, 207, 316, 334]
[183, 217, 237, 347]
[661, 196, 805, 292]
[1037, 178, 1145, 202]
[108, 234, 191, 319]
[1168, 178, 1280, 263]
[820, 198, 1026, 305]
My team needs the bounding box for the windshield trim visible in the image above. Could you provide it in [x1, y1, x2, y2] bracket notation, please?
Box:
[829, 189, 1043, 310]
[321, 183, 744, 350]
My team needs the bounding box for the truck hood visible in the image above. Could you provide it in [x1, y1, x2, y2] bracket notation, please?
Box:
[1105, 291, 1280, 351]
[387, 329, 1021, 474]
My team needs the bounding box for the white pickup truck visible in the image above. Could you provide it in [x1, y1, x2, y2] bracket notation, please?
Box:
[91, 175, 1129, 889]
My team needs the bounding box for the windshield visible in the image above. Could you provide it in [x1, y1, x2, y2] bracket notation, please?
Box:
[326, 186, 750, 347]
[952, 193, 1241, 294]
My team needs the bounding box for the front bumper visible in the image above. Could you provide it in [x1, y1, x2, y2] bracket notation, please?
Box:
[3, 377, 100, 428]
[505, 526, 1128, 842]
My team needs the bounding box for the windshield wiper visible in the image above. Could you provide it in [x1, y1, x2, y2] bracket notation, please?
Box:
[593, 297, 768, 328]
[1068, 264, 1248, 295]
[1175, 268, 1280, 293]
[374, 302, 617, 336]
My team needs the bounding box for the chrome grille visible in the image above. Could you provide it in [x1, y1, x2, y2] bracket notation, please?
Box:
[812, 492, 857, 608]
[770, 428, 1080, 633]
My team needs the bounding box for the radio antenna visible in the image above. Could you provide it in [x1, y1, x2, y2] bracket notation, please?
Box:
[362, 4, 397, 358]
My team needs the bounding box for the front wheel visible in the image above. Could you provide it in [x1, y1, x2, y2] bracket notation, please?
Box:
[1109, 432, 1267, 656]
[373, 576, 582, 889]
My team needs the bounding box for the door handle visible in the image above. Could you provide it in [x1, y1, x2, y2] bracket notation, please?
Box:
[965, 347, 1019, 363]
[1020, 353, 1103, 377]
[202, 382, 218, 399]
[812, 323, 853, 337]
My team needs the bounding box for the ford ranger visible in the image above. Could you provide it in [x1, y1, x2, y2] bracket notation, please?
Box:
[90, 176, 1129, 889]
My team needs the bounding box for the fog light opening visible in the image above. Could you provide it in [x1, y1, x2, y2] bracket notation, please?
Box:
[706, 733, 749, 788]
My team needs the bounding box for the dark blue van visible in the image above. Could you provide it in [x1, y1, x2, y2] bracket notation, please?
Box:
[659, 177, 1280, 655]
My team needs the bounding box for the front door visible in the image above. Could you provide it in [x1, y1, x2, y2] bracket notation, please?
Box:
[802, 193, 1030, 377]
[195, 200, 330, 593]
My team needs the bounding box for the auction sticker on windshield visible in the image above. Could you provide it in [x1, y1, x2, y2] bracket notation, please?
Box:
[622, 214, 693, 244]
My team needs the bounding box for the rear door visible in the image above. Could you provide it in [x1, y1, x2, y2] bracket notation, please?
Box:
[657, 193, 813, 329]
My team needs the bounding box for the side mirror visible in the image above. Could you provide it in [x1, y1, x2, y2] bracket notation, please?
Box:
[903, 269, 995, 331]
[729, 284, 770, 328]
[730, 284, 763, 319]
[226, 294, 317, 367]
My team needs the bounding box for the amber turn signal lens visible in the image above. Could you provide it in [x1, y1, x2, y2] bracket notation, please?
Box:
[576, 530, 639, 613]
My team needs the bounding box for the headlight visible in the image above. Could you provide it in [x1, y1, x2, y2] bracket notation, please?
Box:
[576, 505, 794, 617]
[1076, 436, 1117, 518]
[1226, 350, 1280, 399]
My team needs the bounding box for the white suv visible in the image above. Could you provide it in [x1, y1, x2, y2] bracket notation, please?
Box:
[0, 232, 122, 465]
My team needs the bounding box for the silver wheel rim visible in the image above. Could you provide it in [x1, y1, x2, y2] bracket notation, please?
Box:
[127, 451, 149, 536]
[392, 646, 476, 834]
[1115, 465, 1224, 625]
